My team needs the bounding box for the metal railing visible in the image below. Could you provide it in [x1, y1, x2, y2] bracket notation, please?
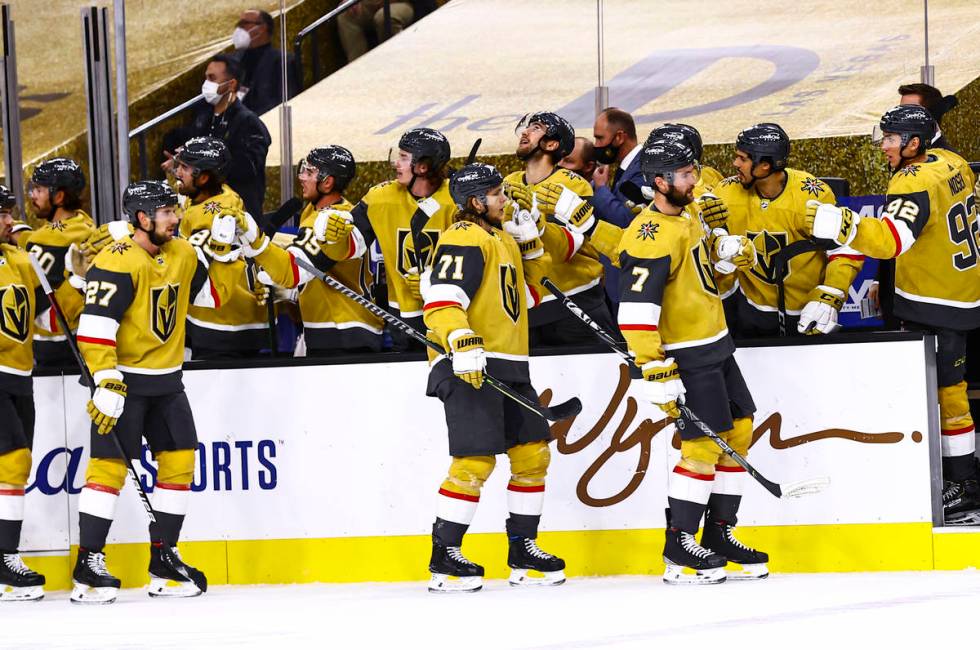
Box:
[293, 0, 391, 90]
[128, 93, 203, 178]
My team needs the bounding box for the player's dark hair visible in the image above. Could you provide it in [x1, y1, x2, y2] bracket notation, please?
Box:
[210, 53, 242, 82]
[600, 107, 637, 141]
[898, 83, 958, 125]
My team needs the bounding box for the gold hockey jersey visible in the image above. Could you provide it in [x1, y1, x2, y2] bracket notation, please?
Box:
[504, 168, 606, 324]
[23, 210, 94, 346]
[695, 165, 724, 199]
[0, 244, 40, 394]
[851, 152, 980, 330]
[77, 237, 226, 394]
[178, 184, 244, 238]
[713, 168, 861, 314]
[322, 179, 457, 320]
[615, 206, 733, 369]
[423, 219, 549, 383]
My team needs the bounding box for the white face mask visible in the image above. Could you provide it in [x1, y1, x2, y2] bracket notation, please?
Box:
[231, 27, 251, 50]
[201, 80, 225, 105]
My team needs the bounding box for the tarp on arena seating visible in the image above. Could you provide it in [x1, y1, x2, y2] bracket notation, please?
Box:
[264, 0, 980, 164]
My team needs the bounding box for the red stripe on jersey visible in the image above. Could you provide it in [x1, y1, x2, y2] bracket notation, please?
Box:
[883, 217, 903, 256]
[672, 466, 714, 481]
[209, 281, 221, 309]
[828, 253, 864, 261]
[347, 236, 356, 260]
[619, 324, 658, 331]
[528, 285, 541, 308]
[155, 482, 192, 491]
[424, 301, 461, 311]
[84, 482, 120, 495]
[942, 425, 975, 436]
[562, 227, 575, 262]
[288, 252, 299, 287]
[49, 308, 58, 333]
[507, 483, 545, 493]
[714, 465, 746, 473]
[0, 488, 25, 496]
[77, 335, 116, 347]
[438, 488, 479, 503]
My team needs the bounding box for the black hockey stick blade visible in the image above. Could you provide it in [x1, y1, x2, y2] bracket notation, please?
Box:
[539, 395, 582, 421]
[465, 138, 482, 165]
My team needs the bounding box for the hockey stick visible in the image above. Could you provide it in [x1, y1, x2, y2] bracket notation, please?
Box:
[773, 239, 833, 336]
[465, 138, 483, 165]
[28, 255, 207, 591]
[541, 277, 829, 499]
[293, 256, 581, 422]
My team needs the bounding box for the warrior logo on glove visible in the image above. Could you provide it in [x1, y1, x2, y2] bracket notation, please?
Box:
[0, 284, 29, 342]
[150, 283, 180, 342]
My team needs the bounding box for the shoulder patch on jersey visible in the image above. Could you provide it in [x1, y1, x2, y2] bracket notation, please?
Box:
[203, 201, 223, 215]
[799, 177, 826, 197]
[720, 176, 741, 187]
[108, 241, 132, 255]
[49, 221, 67, 231]
[451, 221, 474, 231]
[899, 165, 921, 177]
[637, 221, 659, 241]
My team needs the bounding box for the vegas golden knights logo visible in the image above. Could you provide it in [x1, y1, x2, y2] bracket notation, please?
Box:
[499, 264, 520, 323]
[150, 283, 179, 342]
[746, 230, 788, 284]
[0, 284, 30, 343]
[396, 228, 442, 276]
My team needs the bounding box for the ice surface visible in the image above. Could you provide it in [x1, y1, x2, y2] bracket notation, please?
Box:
[6, 571, 980, 649]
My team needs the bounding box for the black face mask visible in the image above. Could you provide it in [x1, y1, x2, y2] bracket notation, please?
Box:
[593, 141, 620, 165]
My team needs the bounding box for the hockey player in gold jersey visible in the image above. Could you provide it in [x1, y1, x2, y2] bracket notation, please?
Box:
[421, 163, 565, 592]
[0, 186, 47, 601]
[315, 128, 457, 350]
[713, 123, 863, 336]
[504, 112, 612, 345]
[173, 136, 267, 359]
[252, 146, 383, 355]
[25, 158, 95, 367]
[71, 181, 229, 604]
[645, 123, 724, 198]
[808, 105, 980, 523]
[617, 140, 766, 584]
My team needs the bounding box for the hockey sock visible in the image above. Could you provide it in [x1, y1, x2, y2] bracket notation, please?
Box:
[79, 513, 114, 553]
[939, 382, 975, 482]
[0, 519, 22, 553]
[505, 441, 549, 539]
[149, 482, 191, 546]
[0, 487, 25, 552]
[432, 517, 468, 547]
[434, 456, 495, 545]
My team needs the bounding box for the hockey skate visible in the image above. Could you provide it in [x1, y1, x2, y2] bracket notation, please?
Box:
[701, 520, 769, 580]
[71, 549, 121, 605]
[0, 552, 45, 601]
[428, 543, 483, 593]
[148, 543, 205, 598]
[507, 537, 566, 587]
[663, 527, 727, 585]
[943, 479, 980, 525]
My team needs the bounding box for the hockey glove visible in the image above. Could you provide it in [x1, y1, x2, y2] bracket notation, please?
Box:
[536, 183, 595, 235]
[640, 358, 685, 419]
[712, 230, 756, 272]
[231, 211, 270, 257]
[80, 221, 134, 259]
[313, 208, 354, 244]
[448, 328, 486, 390]
[87, 372, 127, 435]
[505, 182, 535, 211]
[698, 193, 729, 230]
[806, 200, 859, 247]
[404, 266, 422, 301]
[208, 214, 240, 261]
[65, 244, 90, 290]
[798, 285, 845, 335]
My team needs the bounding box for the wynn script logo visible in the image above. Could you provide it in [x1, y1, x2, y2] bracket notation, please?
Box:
[539, 364, 921, 507]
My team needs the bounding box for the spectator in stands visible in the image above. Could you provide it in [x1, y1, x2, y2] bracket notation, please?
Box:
[899, 83, 958, 152]
[162, 54, 272, 223]
[231, 9, 299, 117]
[338, 0, 415, 62]
[590, 108, 643, 309]
[559, 137, 597, 179]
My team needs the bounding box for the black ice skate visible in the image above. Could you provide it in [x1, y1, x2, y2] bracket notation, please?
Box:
[71, 549, 121, 604]
[507, 537, 566, 587]
[701, 520, 769, 580]
[663, 527, 727, 585]
[0, 552, 45, 601]
[428, 543, 484, 593]
[148, 543, 206, 598]
[943, 479, 980, 525]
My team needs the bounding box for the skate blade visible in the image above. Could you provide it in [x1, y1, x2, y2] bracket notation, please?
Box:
[427, 573, 483, 593]
[70, 583, 117, 605]
[148, 576, 203, 598]
[0, 584, 44, 602]
[944, 510, 980, 526]
[725, 562, 769, 580]
[662, 561, 726, 585]
[508, 568, 566, 587]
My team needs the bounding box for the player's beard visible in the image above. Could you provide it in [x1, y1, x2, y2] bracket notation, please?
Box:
[664, 185, 693, 208]
[32, 201, 54, 220]
[176, 179, 199, 199]
[148, 225, 172, 246]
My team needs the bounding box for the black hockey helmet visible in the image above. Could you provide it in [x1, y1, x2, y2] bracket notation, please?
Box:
[449, 163, 503, 211]
[174, 136, 231, 178]
[735, 123, 790, 172]
[31, 157, 86, 197]
[640, 139, 697, 185]
[0, 185, 16, 210]
[122, 181, 178, 223]
[874, 105, 936, 155]
[302, 145, 356, 191]
[517, 111, 575, 159]
[646, 123, 703, 162]
[398, 128, 451, 171]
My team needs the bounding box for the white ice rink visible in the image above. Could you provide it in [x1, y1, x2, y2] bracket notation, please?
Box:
[6, 571, 980, 649]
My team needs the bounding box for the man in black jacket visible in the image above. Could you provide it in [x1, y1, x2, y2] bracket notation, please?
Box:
[231, 9, 298, 116]
[163, 54, 272, 222]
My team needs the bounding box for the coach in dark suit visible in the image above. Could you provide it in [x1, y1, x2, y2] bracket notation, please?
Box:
[590, 107, 643, 309]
